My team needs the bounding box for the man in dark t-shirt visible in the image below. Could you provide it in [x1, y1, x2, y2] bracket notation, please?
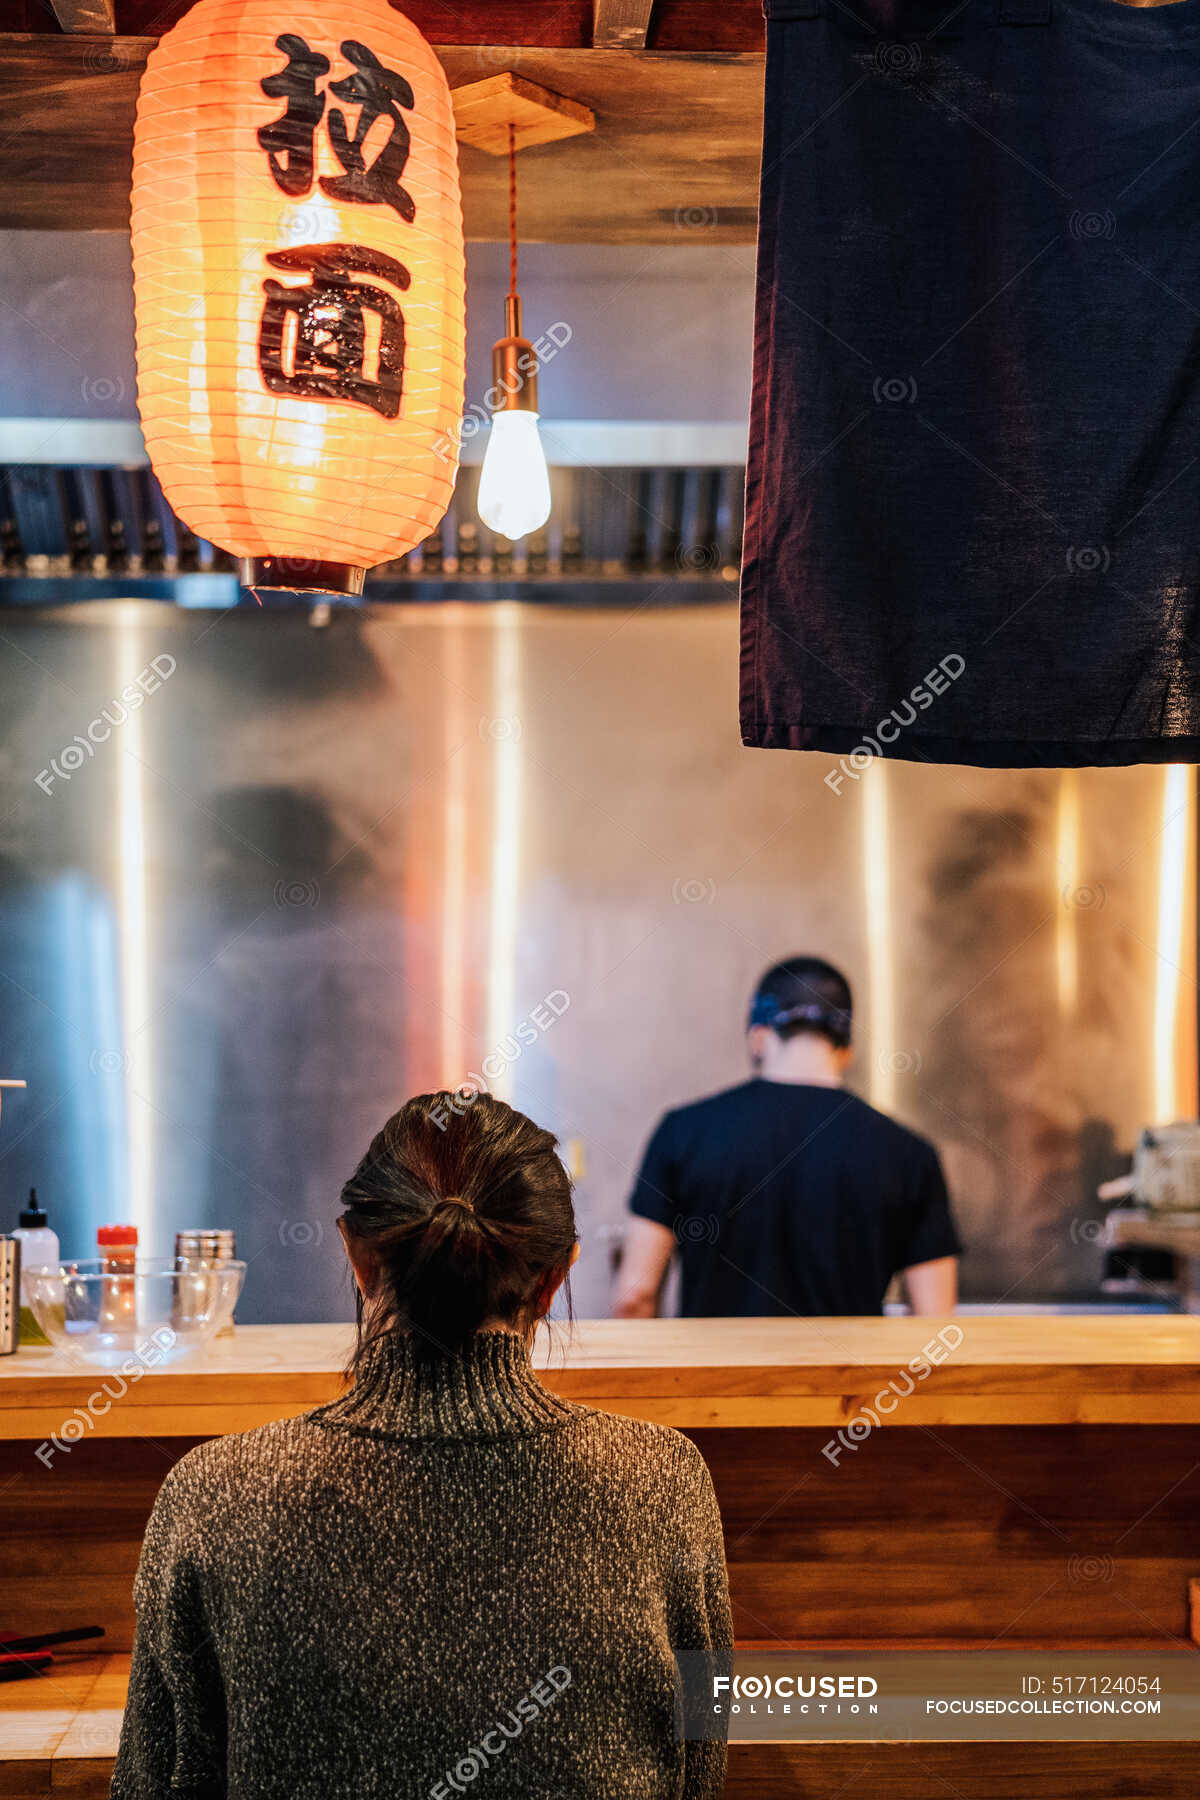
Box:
[613, 956, 960, 1319]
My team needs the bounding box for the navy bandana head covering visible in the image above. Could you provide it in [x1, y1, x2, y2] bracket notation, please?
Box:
[748, 992, 852, 1048]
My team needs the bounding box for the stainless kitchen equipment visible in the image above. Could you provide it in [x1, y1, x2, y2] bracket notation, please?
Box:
[1099, 1123, 1200, 1314]
[174, 1228, 238, 1336]
[1127, 1124, 1200, 1214]
[176, 1228, 236, 1264]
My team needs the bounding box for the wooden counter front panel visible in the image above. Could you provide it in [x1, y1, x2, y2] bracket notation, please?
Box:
[4, 1425, 1199, 1652]
[695, 1425, 1200, 1642]
[729, 1743, 1200, 1797]
[0, 1437, 206, 1653]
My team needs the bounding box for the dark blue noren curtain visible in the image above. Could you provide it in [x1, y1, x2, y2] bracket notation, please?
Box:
[741, 0, 1200, 767]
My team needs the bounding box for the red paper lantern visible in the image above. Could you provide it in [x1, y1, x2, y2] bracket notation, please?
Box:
[132, 0, 465, 594]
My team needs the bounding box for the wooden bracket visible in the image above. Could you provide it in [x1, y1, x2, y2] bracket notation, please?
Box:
[593, 0, 656, 50]
[50, 0, 115, 29]
[451, 72, 595, 157]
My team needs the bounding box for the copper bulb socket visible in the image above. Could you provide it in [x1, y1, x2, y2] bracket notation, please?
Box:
[490, 292, 540, 416]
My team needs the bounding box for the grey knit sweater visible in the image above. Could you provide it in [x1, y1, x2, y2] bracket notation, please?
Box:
[111, 1331, 732, 1799]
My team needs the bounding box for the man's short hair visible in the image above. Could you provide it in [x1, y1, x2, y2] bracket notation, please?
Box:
[748, 957, 853, 1049]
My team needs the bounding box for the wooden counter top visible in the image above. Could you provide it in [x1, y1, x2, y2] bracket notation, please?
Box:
[0, 1655, 126, 1796]
[2, 1315, 1199, 1438]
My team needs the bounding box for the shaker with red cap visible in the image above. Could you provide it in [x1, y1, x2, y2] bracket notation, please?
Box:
[97, 1222, 138, 1268]
[97, 1223, 137, 1328]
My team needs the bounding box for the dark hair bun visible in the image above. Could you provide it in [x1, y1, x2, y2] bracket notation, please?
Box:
[340, 1093, 576, 1358]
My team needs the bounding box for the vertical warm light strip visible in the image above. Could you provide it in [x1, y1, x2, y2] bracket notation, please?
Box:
[439, 612, 469, 1087]
[1179, 768, 1198, 1118]
[486, 606, 523, 1101]
[1154, 764, 1192, 1125]
[116, 606, 153, 1245]
[862, 765, 896, 1113]
[1055, 769, 1080, 1015]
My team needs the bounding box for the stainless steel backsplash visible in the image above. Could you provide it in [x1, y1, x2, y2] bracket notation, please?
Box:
[0, 601, 1192, 1319]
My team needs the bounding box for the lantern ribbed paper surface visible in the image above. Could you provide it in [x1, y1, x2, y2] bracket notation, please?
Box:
[132, 0, 465, 590]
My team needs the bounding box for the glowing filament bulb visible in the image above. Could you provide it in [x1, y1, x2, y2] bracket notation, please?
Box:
[478, 410, 552, 541]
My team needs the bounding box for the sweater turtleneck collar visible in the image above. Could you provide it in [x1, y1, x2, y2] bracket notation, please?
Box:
[311, 1329, 583, 1441]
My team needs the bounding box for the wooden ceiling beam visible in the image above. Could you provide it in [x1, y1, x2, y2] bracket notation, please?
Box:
[593, 0, 656, 49]
[0, 36, 764, 239]
[0, 0, 766, 48]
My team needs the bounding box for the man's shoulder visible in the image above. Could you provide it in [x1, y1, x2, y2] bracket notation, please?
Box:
[841, 1092, 940, 1165]
[659, 1080, 760, 1132]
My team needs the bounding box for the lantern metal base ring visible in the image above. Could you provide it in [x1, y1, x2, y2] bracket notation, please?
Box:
[239, 557, 367, 598]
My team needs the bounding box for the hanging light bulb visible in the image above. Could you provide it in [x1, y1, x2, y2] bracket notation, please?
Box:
[478, 297, 552, 540]
[478, 127, 552, 542]
[478, 409, 552, 542]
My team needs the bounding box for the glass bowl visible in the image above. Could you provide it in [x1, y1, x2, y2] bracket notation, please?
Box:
[23, 1258, 246, 1369]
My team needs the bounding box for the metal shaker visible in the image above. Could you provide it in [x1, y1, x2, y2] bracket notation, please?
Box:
[173, 1228, 237, 1337]
[0, 1235, 20, 1355]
